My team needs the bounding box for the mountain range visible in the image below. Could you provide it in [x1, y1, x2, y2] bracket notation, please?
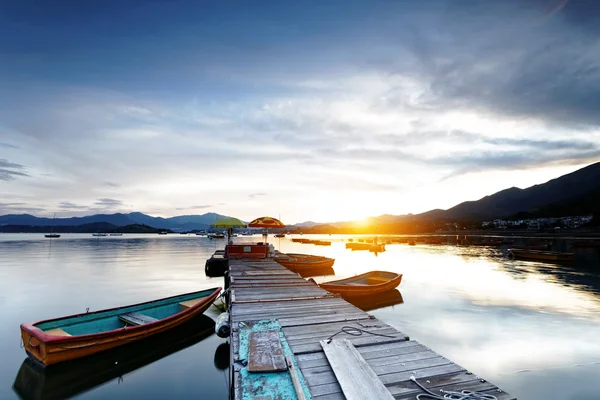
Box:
[0, 212, 230, 231]
[1, 162, 599, 231]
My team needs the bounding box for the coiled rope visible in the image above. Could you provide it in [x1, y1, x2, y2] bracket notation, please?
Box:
[409, 376, 498, 400]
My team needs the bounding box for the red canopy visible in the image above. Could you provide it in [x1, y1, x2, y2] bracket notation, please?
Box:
[248, 216, 285, 228]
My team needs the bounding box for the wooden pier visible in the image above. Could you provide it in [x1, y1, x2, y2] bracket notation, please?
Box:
[228, 258, 515, 400]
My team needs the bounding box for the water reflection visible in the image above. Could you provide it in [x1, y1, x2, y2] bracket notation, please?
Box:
[344, 289, 404, 311]
[213, 342, 230, 370]
[13, 315, 216, 400]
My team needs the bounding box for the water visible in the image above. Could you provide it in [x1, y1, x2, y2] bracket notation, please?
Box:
[1, 234, 600, 399]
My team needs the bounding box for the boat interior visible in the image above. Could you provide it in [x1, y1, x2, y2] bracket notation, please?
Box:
[331, 272, 398, 286]
[34, 289, 217, 337]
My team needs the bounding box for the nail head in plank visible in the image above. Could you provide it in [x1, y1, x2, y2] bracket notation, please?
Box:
[320, 339, 394, 400]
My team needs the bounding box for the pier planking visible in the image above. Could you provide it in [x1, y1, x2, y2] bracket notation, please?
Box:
[228, 258, 515, 400]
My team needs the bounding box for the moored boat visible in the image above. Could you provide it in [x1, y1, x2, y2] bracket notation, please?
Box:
[508, 249, 574, 262]
[274, 233, 285, 238]
[91, 233, 107, 237]
[44, 234, 60, 238]
[20, 287, 221, 366]
[13, 315, 216, 400]
[275, 254, 335, 271]
[345, 242, 384, 252]
[317, 271, 402, 296]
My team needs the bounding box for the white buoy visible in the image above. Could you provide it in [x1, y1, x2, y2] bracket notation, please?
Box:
[215, 312, 230, 338]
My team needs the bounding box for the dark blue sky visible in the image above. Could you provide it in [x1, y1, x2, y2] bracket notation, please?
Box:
[1, 0, 599, 222]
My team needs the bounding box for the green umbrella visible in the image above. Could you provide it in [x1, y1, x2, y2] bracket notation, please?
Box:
[211, 217, 246, 229]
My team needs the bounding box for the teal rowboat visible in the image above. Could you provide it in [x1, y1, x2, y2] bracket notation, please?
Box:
[21, 288, 221, 366]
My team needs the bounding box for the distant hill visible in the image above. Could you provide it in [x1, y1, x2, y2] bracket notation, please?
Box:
[431, 162, 600, 221]
[0, 223, 167, 234]
[0, 212, 231, 231]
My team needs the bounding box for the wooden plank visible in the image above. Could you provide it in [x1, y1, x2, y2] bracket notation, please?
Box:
[247, 330, 288, 372]
[286, 355, 308, 400]
[118, 312, 158, 326]
[320, 339, 394, 400]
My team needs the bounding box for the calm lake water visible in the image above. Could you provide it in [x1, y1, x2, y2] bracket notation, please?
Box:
[1, 233, 599, 399]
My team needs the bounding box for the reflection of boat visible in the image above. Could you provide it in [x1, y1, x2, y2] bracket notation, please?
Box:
[508, 249, 574, 262]
[13, 315, 216, 400]
[344, 289, 403, 311]
[317, 271, 402, 296]
[313, 240, 331, 246]
[275, 254, 335, 273]
[20, 288, 221, 366]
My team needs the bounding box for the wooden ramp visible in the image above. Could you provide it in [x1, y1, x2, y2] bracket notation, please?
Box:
[228, 258, 515, 400]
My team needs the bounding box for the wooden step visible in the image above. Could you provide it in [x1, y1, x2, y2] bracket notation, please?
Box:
[119, 312, 159, 326]
[179, 298, 205, 310]
[45, 328, 71, 336]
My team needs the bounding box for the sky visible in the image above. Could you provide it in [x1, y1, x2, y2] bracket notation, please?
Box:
[1, 0, 599, 224]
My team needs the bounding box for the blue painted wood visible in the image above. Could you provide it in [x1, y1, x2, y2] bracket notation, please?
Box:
[238, 319, 312, 400]
[34, 289, 216, 335]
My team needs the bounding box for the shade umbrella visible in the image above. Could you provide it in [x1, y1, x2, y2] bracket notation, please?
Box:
[211, 217, 246, 242]
[248, 216, 285, 243]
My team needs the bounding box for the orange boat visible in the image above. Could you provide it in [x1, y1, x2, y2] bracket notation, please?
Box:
[317, 271, 402, 296]
[20, 288, 221, 366]
[275, 254, 335, 272]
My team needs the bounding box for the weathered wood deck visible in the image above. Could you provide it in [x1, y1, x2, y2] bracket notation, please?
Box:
[228, 258, 515, 400]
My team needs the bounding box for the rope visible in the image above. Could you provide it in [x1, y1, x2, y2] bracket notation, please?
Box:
[326, 326, 396, 343]
[409, 376, 498, 400]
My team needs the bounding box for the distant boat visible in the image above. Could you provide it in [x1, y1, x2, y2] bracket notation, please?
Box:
[274, 233, 285, 238]
[109, 233, 123, 236]
[241, 231, 253, 236]
[19, 288, 221, 366]
[508, 249, 574, 262]
[208, 232, 225, 239]
[92, 233, 107, 237]
[316, 271, 402, 297]
[44, 214, 60, 238]
[158, 231, 168, 235]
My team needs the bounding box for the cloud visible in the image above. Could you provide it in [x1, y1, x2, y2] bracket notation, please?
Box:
[0, 159, 28, 181]
[94, 198, 123, 207]
[0, 202, 45, 214]
[59, 202, 88, 209]
[175, 205, 213, 210]
[0, 142, 19, 149]
[248, 193, 266, 198]
[102, 181, 120, 188]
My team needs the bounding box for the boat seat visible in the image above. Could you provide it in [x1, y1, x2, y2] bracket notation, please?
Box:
[45, 328, 72, 336]
[119, 312, 159, 326]
[179, 298, 204, 310]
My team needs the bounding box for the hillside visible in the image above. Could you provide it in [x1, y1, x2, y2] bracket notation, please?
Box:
[436, 162, 600, 221]
[0, 212, 230, 230]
